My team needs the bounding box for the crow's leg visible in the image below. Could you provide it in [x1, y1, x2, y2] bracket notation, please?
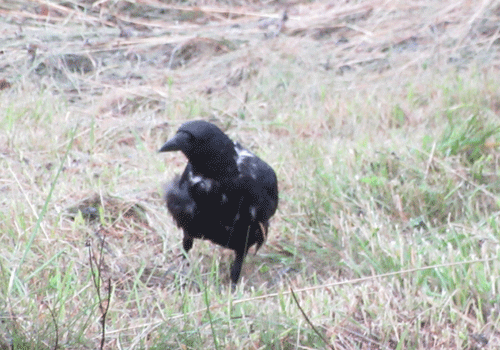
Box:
[165, 234, 193, 279]
[183, 235, 193, 253]
[180, 234, 194, 259]
[229, 223, 254, 286]
[230, 248, 248, 285]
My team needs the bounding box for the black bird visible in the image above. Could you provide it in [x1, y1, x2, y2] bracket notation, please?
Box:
[159, 120, 278, 285]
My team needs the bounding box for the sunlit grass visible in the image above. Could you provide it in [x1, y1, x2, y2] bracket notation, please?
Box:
[4, 64, 500, 349]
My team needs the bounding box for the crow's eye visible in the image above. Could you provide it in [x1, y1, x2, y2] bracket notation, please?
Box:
[179, 131, 195, 149]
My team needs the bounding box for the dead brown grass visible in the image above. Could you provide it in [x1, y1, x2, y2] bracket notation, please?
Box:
[2, 0, 500, 115]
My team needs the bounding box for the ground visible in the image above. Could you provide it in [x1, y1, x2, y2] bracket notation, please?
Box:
[1, 0, 500, 349]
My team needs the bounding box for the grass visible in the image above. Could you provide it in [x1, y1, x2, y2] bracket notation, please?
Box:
[1, 0, 500, 349]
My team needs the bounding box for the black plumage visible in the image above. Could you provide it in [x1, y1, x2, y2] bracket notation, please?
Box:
[159, 120, 278, 284]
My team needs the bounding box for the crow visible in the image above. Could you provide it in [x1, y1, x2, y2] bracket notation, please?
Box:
[159, 120, 278, 285]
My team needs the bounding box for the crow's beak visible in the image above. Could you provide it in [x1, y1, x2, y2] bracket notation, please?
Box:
[159, 132, 190, 152]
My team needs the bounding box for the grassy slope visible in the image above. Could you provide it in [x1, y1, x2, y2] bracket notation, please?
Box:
[1, 0, 500, 349]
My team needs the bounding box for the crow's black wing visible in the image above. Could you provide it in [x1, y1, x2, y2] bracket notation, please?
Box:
[234, 142, 279, 222]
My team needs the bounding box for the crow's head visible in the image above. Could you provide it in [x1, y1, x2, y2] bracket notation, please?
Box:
[159, 120, 239, 179]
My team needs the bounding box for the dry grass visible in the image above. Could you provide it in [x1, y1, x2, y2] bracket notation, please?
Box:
[1, 0, 500, 349]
